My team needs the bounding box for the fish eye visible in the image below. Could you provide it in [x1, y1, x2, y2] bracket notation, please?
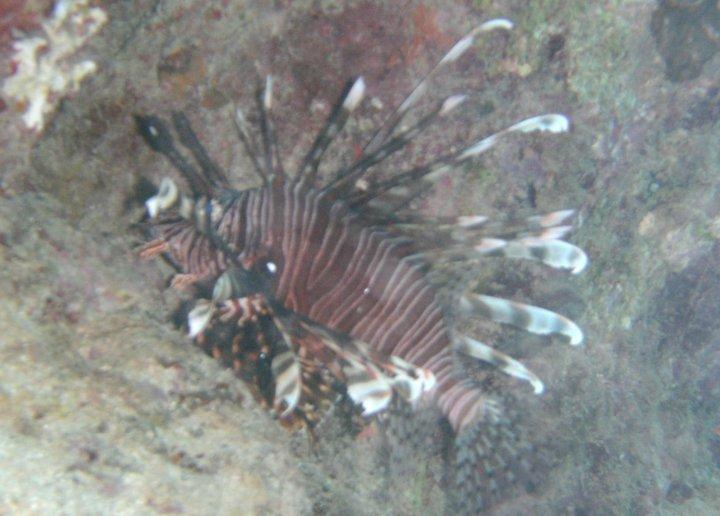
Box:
[265, 261, 277, 274]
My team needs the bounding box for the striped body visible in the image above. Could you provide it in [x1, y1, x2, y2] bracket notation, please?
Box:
[137, 18, 588, 511]
[153, 180, 482, 430]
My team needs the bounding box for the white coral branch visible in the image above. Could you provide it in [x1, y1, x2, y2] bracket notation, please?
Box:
[2, 0, 107, 132]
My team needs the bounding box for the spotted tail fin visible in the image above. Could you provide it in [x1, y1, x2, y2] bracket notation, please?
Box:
[452, 398, 531, 513]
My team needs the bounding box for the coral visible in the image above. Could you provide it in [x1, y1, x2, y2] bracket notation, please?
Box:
[1, 0, 107, 132]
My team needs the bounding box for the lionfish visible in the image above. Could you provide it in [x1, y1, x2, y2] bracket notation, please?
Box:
[135, 19, 586, 511]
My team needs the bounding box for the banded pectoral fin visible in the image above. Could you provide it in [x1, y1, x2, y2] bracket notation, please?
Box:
[269, 304, 435, 418]
[184, 292, 302, 420]
[409, 208, 588, 275]
[268, 347, 302, 418]
[452, 292, 583, 396]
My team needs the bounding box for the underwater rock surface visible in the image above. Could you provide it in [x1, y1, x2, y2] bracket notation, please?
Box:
[1, 1, 718, 514]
